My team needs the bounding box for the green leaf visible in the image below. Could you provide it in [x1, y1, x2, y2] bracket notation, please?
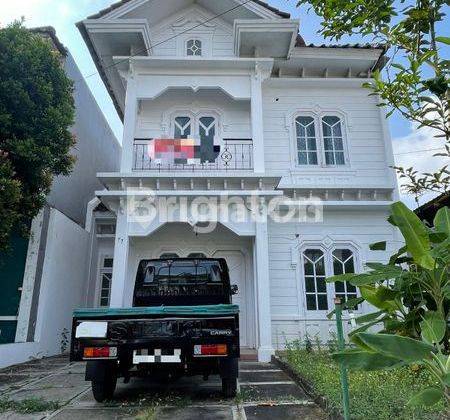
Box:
[434, 207, 450, 235]
[359, 285, 399, 312]
[435, 36, 450, 45]
[443, 373, 450, 387]
[326, 273, 357, 283]
[420, 311, 446, 344]
[369, 241, 387, 251]
[389, 246, 407, 265]
[355, 311, 385, 325]
[356, 333, 434, 363]
[332, 350, 402, 370]
[390, 202, 435, 269]
[407, 387, 444, 407]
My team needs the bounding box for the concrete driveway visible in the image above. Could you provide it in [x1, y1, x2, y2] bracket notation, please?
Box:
[0, 356, 326, 419]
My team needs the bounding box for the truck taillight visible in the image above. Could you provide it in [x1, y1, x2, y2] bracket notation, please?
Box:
[194, 344, 227, 356]
[83, 346, 117, 359]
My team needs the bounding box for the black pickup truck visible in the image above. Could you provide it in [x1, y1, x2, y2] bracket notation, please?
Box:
[70, 258, 240, 401]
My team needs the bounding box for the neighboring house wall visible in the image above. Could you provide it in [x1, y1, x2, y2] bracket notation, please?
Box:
[47, 52, 121, 226]
[0, 208, 89, 368]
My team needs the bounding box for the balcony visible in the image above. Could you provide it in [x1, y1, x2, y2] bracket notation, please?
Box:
[133, 139, 253, 172]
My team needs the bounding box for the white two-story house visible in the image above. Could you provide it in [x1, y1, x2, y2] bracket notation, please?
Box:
[77, 0, 400, 362]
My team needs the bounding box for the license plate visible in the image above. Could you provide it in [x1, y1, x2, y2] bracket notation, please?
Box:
[133, 348, 181, 364]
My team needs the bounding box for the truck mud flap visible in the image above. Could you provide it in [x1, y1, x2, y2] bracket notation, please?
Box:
[218, 357, 238, 379]
[85, 361, 115, 382]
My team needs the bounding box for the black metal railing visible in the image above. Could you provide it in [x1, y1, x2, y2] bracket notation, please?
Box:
[132, 139, 254, 171]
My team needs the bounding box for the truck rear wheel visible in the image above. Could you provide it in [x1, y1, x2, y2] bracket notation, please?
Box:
[87, 361, 117, 402]
[222, 377, 237, 398]
[92, 375, 117, 402]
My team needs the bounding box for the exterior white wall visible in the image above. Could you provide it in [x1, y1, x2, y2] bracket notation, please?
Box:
[0, 208, 89, 367]
[268, 208, 402, 348]
[262, 84, 394, 188]
[136, 89, 251, 140]
[47, 52, 121, 226]
[147, 5, 234, 58]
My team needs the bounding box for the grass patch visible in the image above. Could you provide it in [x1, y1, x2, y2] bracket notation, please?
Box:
[0, 398, 60, 414]
[283, 347, 448, 420]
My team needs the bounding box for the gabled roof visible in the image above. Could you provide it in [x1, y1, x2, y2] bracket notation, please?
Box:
[86, 0, 290, 20]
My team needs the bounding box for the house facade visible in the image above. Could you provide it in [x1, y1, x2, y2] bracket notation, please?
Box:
[77, 0, 401, 362]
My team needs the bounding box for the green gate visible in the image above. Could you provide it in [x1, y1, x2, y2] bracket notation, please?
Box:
[0, 232, 29, 344]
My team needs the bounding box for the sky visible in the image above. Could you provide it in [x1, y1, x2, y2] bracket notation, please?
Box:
[0, 0, 448, 208]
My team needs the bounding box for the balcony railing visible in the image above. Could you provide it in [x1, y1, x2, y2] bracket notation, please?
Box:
[133, 139, 253, 171]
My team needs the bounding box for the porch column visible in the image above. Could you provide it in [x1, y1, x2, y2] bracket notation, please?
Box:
[251, 68, 265, 174]
[120, 74, 138, 173]
[254, 201, 273, 362]
[110, 206, 129, 307]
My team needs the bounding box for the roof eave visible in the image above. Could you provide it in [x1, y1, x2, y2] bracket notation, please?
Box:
[76, 20, 124, 121]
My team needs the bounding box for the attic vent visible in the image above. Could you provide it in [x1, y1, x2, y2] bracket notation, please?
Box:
[187, 39, 202, 56]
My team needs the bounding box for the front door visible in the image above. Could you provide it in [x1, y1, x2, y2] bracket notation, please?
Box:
[212, 250, 248, 347]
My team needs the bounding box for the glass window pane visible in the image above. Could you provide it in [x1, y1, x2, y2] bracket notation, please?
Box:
[308, 152, 318, 165]
[307, 138, 317, 150]
[317, 294, 328, 310]
[304, 260, 314, 276]
[323, 116, 339, 125]
[100, 298, 109, 307]
[325, 152, 334, 165]
[335, 152, 345, 165]
[306, 123, 316, 137]
[103, 258, 113, 268]
[101, 289, 110, 298]
[335, 138, 344, 151]
[346, 282, 357, 293]
[296, 124, 306, 138]
[316, 277, 326, 292]
[335, 282, 345, 292]
[324, 138, 333, 150]
[306, 294, 317, 310]
[297, 116, 314, 126]
[298, 152, 308, 165]
[305, 277, 315, 292]
[333, 122, 342, 137]
[322, 123, 332, 137]
[297, 138, 306, 150]
[333, 259, 344, 275]
[315, 257, 325, 276]
[345, 258, 355, 273]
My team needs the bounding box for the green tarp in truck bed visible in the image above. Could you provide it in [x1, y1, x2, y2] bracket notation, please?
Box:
[74, 304, 239, 319]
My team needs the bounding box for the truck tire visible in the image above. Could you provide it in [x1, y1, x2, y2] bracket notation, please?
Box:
[88, 361, 117, 402]
[222, 377, 237, 398]
[92, 375, 117, 402]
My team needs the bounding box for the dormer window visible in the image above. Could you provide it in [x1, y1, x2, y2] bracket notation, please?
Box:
[187, 39, 202, 56]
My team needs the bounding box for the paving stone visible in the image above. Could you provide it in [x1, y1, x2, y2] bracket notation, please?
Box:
[239, 370, 291, 383]
[239, 362, 278, 371]
[245, 404, 327, 420]
[8, 385, 89, 403]
[240, 383, 308, 402]
[23, 373, 86, 390]
[51, 408, 137, 419]
[155, 406, 233, 420]
[0, 411, 44, 420]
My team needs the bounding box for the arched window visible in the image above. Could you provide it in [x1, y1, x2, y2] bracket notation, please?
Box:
[295, 116, 318, 165]
[302, 249, 328, 310]
[301, 246, 359, 312]
[322, 116, 345, 165]
[187, 39, 202, 56]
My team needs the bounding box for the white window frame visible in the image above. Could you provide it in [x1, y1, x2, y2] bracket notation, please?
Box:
[299, 243, 361, 318]
[290, 110, 351, 170]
